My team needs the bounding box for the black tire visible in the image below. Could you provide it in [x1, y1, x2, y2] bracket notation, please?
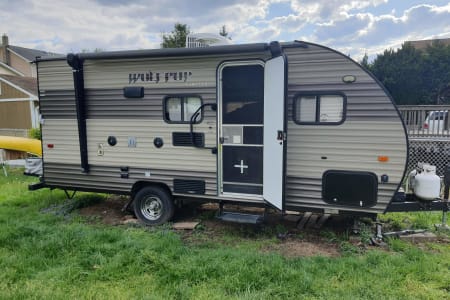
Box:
[133, 186, 174, 226]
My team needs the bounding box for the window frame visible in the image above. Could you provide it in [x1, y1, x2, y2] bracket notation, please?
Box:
[163, 95, 204, 124]
[293, 91, 347, 125]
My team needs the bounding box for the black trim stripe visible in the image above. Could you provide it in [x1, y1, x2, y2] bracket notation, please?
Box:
[67, 55, 89, 173]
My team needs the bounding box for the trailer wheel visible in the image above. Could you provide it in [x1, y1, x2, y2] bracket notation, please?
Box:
[133, 186, 174, 225]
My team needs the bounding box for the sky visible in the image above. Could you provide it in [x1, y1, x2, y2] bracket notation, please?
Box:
[1, 0, 449, 60]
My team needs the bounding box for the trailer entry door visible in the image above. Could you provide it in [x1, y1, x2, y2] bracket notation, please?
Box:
[263, 55, 287, 210]
[218, 61, 265, 199]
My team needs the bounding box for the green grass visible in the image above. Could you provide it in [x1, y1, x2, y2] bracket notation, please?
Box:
[0, 168, 449, 299]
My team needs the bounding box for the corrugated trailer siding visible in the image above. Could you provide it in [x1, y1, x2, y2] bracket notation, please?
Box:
[43, 163, 217, 195]
[40, 87, 217, 120]
[39, 52, 269, 197]
[82, 53, 269, 89]
[86, 119, 216, 169]
[84, 87, 216, 119]
[41, 118, 217, 192]
[42, 119, 81, 164]
[38, 60, 74, 90]
[40, 90, 76, 119]
[284, 45, 407, 213]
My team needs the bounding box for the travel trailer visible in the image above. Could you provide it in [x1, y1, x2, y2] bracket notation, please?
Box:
[31, 40, 432, 225]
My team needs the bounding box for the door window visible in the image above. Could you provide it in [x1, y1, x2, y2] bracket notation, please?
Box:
[222, 65, 264, 124]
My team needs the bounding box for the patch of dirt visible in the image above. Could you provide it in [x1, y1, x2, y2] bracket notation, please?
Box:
[76, 198, 344, 257]
[78, 195, 132, 225]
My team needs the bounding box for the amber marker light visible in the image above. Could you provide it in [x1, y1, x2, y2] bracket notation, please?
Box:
[378, 156, 389, 162]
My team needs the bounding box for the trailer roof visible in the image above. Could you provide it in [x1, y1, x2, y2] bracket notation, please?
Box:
[36, 42, 271, 62]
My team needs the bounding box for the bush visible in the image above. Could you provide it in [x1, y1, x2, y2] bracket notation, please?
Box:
[29, 128, 41, 140]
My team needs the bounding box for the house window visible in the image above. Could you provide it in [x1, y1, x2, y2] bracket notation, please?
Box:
[294, 93, 346, 125]
[164, 96, 202, 123]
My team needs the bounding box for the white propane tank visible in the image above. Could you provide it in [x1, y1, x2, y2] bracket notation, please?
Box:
[414, 165, 441, 200]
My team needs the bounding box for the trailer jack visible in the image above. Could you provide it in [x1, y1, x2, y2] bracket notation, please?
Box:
[434, 200, 449, 231]
[64, 190, 77, 200]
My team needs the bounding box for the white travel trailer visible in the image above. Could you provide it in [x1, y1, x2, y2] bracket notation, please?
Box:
[31, 41, 414, 225]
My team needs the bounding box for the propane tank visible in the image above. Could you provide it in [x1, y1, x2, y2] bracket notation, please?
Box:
[414, 165, 441, 200]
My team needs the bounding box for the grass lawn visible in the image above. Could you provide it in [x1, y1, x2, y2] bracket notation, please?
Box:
[0, 168, 449, 299]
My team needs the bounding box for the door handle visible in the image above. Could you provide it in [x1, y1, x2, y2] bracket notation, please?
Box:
[277, 130, 284, 141]
[277, 130, 286, 145]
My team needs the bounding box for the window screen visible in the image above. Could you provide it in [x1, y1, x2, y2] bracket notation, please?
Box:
[164, 96, 202, 123]
[222, 65, 264, 124]
[294, 93, 346, 125]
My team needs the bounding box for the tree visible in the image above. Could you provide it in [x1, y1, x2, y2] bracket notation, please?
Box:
[438, 85, 450, 104]
[359, 52, 369, 69]
[162, 23, 190, 48]
[369, 41, 450, 105]
[422, 41, 450, 104]
[370, 43, 425, 105]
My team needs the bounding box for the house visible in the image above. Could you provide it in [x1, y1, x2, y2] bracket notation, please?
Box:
[407, 37, 450, 51]
[0, 74, 39, 160]
[0, 34, 57, 159]
[0, 34, 56, 77]
[0, 74, 39, 136]
[0, 34, 59, 136]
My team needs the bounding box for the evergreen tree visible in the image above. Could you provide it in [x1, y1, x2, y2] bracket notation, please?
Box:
[162, 23, 190, 48]
[360, 52, 369, 69]
[370, 41, 450, 104]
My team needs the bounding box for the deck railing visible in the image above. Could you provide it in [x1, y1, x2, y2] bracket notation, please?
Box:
[397, 105, 450, 138]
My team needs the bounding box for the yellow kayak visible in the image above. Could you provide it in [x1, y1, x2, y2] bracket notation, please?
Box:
[0, 136, 42, 157]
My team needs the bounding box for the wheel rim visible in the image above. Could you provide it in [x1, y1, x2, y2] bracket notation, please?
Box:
[140, 196, 163, 221]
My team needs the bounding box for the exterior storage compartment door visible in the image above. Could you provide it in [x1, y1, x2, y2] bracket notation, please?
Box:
[263, 55, 287, 210]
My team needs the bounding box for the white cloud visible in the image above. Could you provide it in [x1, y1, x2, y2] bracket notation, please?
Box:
[290, 0, 387, 22]
[0, 0, 278, 52]
[302, 3, 450, 60]
[0, 0, 448, 62]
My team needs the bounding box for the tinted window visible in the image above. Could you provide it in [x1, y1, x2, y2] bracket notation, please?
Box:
[430, 111, 447, 120]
